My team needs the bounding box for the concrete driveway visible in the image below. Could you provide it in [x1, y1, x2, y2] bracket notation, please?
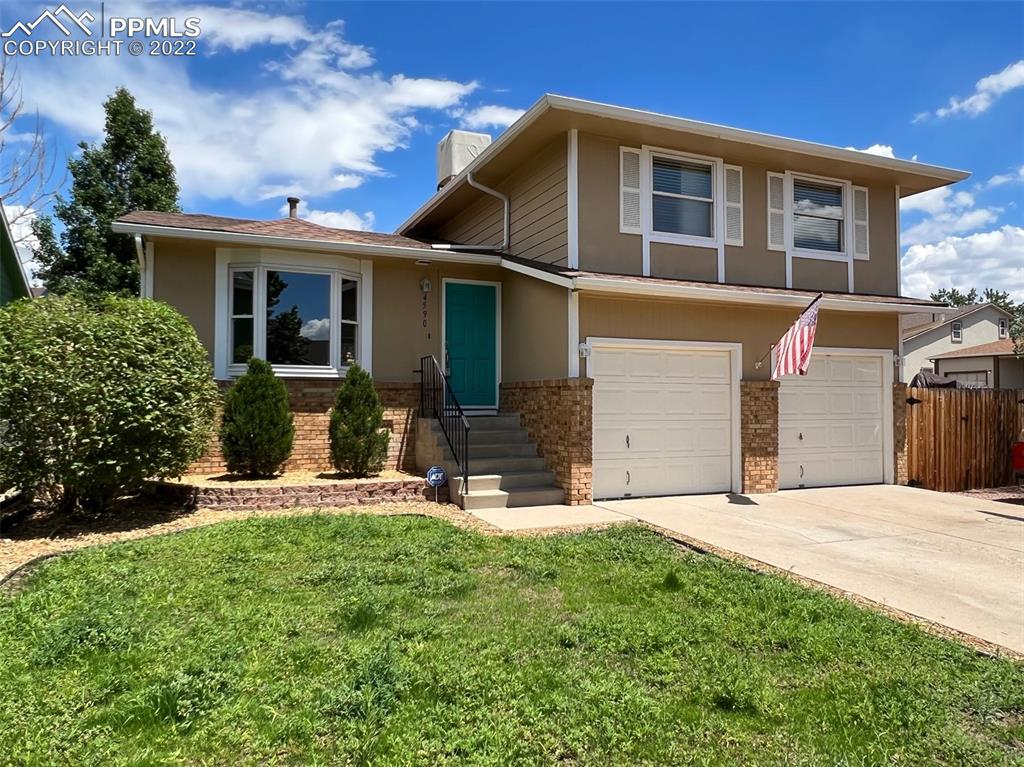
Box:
[597, 485, 1024, 653]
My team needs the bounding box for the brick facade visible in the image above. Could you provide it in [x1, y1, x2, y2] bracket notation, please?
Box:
[149, 478, 444, 510]
[893, 382, 908, 486]
[189, 379, 418, 475]
[740, 380, 780, 494]
[500, 378, 593, 505]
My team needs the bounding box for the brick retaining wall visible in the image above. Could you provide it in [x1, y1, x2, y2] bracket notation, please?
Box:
[190, 380, 418, 475]
[500, 378, 593, 505]
[741, 380, 780, 493]
[148, 478, 444, 510]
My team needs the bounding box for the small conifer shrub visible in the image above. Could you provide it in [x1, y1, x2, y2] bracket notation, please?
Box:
[219, 359, 294, 476]
[329, 363, 390, 477]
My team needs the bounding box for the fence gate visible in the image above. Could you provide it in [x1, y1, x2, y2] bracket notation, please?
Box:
[905, 387, 1024, 492]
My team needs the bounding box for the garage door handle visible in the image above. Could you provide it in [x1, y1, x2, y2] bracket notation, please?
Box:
[626, 470, 630, 486]
[800, 465, 804, 478]
[625, 434, 630, 448]
[798, 432, 803, 441]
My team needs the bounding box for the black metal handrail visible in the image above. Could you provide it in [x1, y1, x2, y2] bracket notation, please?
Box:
[419, 355, 471, 494]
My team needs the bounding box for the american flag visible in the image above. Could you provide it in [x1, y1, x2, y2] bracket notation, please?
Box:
[772, 294, 822, 379]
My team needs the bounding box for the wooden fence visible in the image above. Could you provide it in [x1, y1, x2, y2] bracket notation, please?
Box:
[905, 387, 1024, 492]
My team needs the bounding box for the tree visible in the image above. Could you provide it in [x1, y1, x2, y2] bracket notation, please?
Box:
[329, 364, 389, 477]
[0, 59, 61, 244]
[0, 295, 218, 513]
[219, 359, 294, 477]
[929, 287, 978, 307]
[32, 88, 179, 296]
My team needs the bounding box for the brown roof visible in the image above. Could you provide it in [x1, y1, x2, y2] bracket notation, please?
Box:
[116, 210, 439, 250]
[931, 339, 1016, 360]
[501, 255, 944, 307]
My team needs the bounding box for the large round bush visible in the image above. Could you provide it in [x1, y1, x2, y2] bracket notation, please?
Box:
[0, 295, 218, 511]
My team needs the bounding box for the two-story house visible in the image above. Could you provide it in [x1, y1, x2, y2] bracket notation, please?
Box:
[902, 304, 1021, 388]
[113, 94, 967, 509]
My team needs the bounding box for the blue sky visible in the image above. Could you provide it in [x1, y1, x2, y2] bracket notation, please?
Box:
[4, 1, 1023, 297]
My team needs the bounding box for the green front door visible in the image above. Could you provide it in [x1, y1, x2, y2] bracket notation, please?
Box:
[444, 281, 497, 407]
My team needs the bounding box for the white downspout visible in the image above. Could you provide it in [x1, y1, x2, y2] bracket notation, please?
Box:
[430, 171, 510, 252]
[134, 234, 146, 297]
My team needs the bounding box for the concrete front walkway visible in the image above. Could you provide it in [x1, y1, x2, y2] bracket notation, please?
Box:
[597, 485, 1024, 653]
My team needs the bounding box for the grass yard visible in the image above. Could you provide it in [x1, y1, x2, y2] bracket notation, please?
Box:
[0, 515, 1021, 766]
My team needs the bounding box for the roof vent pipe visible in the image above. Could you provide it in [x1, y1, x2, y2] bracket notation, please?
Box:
[287, 196, 300, 219]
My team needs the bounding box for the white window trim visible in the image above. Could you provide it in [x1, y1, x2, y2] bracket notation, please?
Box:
[782, 171, 856, 292]
[640, 145, 726, 281]
[214, 247, 370, 379]
[951, 321, 963, 343]
[998, 318, 1008, 339]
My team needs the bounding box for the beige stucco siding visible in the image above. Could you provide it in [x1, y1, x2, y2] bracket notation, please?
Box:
[577, 132, 643, 275]
[434, 137, 568, 265]
[151, 237, 216, 360]
[649, 242, 718, 282]
[500, 270, 568, 381]
[574, 132, 900, 295]
[579, 293, 898, 381]
[370, 259, 567, 384]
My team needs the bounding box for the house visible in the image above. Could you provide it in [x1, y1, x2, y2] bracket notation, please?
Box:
[112, 94, 968, 509]
[902, 304, 1021, 388]
[0, 204, 31, 305]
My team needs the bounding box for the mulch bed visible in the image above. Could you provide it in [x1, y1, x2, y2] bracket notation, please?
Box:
[956, 486, 1024, 507]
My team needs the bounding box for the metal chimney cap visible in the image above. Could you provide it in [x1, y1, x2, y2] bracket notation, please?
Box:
[286, 197, 300, 218]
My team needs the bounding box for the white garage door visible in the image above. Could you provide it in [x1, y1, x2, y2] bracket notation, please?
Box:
[779, 352, 888, 489]
[591, 342, 736, 500]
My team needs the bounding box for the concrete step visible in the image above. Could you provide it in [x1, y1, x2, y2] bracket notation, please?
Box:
[469, 455, 548, 473]
[423, 423, 532, 445]
[468, 442, 537, 459]
[463, 470, 557, 491]
[460, 486, 566, 511]
[465, 413, 521, 429]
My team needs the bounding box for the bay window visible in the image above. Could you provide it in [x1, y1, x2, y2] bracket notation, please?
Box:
[228, 265, 359, 374]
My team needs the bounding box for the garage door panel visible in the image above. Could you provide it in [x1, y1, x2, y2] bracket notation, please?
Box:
[591, 343, 736, 499]
[779, 352, 887, 489]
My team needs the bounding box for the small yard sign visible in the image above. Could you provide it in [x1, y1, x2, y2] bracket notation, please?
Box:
[426, 466, 447, 488]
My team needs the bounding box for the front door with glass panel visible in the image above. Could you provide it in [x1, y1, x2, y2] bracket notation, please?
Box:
[444, 281, 497, 408]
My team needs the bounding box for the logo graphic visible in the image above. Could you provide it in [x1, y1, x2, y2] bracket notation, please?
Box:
[425, 466, 448, 488]
[2, 4, 94, 37]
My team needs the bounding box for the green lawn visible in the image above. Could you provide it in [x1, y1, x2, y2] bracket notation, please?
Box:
[1, 515, 1021, 766]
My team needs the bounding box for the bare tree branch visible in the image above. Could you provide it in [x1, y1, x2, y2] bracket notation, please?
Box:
[0, 57, 64, 244]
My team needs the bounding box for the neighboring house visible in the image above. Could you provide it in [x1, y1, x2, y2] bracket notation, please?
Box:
[902, 303, 1021, 388]
[0, 204, 31, 305]
[112, 93, 967, 509]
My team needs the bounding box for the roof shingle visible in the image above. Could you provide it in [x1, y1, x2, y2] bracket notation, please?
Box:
[931, 339, 1016, 359]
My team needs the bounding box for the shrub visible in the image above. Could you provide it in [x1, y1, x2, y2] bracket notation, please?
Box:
[0, 295, 218, 512]
[329, 363, 389, 477]
[219, 358, 294, 476]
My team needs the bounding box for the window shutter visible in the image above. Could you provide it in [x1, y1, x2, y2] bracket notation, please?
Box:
[853, 185, 869, 260]
[619, 147, 641, 234]
[724, 164, 743, 246]
[767, 172, 785, 251]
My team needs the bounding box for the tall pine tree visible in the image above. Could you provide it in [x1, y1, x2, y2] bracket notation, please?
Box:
[32, 88, 179, 295]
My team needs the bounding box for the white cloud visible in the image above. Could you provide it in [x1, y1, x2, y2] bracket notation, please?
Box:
[299, 318, 331, 341]
[902, 225, 1024, 301]
[279, 200, 375, 231]
[899, 185, 1000, 246]
[846, 143, 896, 159]
[986, 165, 1024, 188]
[19, 4, 479, 204]
[916, 59, 1024, 120]
[455, 105, 526, 130]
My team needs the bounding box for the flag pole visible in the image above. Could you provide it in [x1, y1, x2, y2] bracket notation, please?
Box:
[753, 293, 823, 369]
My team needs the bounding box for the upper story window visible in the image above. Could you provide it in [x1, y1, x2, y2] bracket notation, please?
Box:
[951, 321, 963, 342]
[998, 318, 1008, 339]
[651, 156, 714, 239]
[792, 178, 844, 253]
[229, 265, 359, 373]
